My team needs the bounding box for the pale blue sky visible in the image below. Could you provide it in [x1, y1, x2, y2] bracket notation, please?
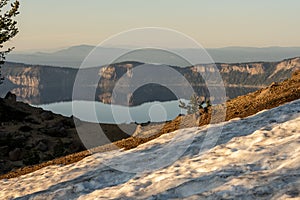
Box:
[9, 0, 300, 51]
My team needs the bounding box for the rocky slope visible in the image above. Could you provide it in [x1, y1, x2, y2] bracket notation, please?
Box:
[0, 93, 84, 174]
[1, 57, 299, 105]
[0, 93, 139, 176]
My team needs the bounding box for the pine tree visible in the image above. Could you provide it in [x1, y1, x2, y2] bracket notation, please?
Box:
[179, 93, 201, 114]
[179, 94, 212, 115]
[0, 0, 19, 84]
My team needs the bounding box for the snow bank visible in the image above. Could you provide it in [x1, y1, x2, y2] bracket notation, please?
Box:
[1, 100, 300, 199]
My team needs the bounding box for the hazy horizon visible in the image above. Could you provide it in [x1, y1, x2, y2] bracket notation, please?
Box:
[6, 45, 300, 68]
[11, 44, 300, 54]
[6, 0, 300, 52]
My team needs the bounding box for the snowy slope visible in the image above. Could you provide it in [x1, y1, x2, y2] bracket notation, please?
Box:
[1, 100, 300, 200]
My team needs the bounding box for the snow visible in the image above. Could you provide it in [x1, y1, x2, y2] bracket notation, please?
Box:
[1, 100, 300, 199]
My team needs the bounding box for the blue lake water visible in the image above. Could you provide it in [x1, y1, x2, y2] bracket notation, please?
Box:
[35, 100, 189, 124]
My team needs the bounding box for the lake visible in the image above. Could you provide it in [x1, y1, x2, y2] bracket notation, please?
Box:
[35, 100, 189, 124]
[32, 86, 261, 124]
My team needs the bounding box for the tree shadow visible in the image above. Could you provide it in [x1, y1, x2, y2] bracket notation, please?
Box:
[15, 166, 136, 200]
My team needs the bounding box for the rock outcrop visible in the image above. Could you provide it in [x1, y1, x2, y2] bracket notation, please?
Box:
[0, 94, 85, 174]
[0, 92, 138, 176]
[4, 92, 16, 102]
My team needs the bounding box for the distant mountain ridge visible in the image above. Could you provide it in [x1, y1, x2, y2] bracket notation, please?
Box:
[6, 45, 300, 68]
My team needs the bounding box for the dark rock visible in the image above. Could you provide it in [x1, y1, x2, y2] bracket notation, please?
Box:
[54, 122, 64, 129]
[0, 132, 10, 146]
[0, 160, 13, 174]
[43, 127, 57, 137]
[12, 161, 23, 167]
[141, 121, 151, 127]
[0, 131, 10, 138]
[53, 142, 66, 157]
[43, 126, 67, 137]
[4, 92, 16, 102]
[9, 148, 22, 161]
[0, 135, 11, 146]
[8, 135, 26, 148]
[40, 153, 54, 162]
[22, 132, 31, 138]
[23, 151, 40, 165]
[24, 116, 41, 124]
[61, 138, 72, 145]
[68, 141, 84, 152]
[0, 103, 29, 122]
[40, 111, 54, 121]
[36, 141, 48, 152]
[24, 143, 34, 150]
[60, 118, 75, 128]
[19, 125, 33, 132]
[59, 127, 65, 133]
[0, 146, 9, 156]
[14, 134, 26, 141]
[45, 122, 64, 130]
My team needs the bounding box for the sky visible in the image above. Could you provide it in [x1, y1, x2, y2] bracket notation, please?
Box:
[7, 0, 300, 52]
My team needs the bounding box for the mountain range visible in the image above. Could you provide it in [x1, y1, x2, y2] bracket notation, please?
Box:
[7, 45, 300, 68]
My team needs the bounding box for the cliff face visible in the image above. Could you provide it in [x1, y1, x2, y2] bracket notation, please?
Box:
[2, 63, 40, 85]
[219, 63, 265, 75]
[98, 63, 135, 82]
[269, 57, 300, 78]
[1, 63, 77, 104]
[1, 58, 299, 105]
[216, 58, 298, 86]
[190, 58, 299, 85]
[7, 73, 40, 87]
